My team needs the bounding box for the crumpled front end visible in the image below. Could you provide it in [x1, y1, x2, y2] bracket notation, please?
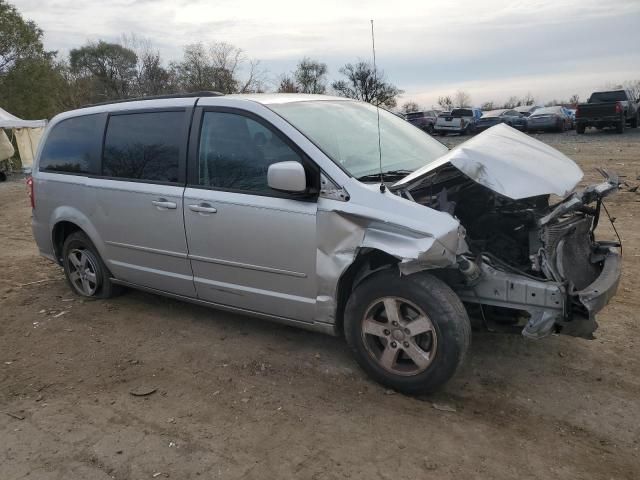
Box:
[453, 173, 622, 339]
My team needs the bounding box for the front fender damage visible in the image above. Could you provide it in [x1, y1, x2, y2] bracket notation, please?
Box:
[313, 205, 465, 326]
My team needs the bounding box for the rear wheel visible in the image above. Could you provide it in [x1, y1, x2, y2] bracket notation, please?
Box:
[576, 123, 586, 134]
[616, 118, 625, 134]
[344, 269, 471, 395]
[631, 113, 639, 128]
[62, 231, 122, 299]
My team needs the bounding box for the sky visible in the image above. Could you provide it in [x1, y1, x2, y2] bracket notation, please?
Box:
[13, 0, 640, 108]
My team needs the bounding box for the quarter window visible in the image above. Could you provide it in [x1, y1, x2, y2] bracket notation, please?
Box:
[102, 111, 184, 183]
[197, 111, 304, 193]
[39, 114, 104, 174]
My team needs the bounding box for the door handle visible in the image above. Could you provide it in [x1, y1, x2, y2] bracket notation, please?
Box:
[152, 199, 177, 209]
[188, 203, 217, 214]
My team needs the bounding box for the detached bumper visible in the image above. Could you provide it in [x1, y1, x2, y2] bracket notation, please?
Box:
[559, 247, 621, 339]
[576, 247, 621, 316]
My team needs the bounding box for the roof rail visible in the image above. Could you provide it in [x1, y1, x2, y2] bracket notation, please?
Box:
[82, 91, 224, 108]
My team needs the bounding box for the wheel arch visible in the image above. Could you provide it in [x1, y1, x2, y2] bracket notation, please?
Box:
[50, 207, 106, 265]
[334, 248, 400, 335]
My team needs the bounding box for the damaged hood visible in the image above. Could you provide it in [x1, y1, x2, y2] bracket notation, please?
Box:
[393, 123, 584, 200]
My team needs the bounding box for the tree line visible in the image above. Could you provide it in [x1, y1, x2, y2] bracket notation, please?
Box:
[0, 0, 403, 120]
[2, 1, 639, 121]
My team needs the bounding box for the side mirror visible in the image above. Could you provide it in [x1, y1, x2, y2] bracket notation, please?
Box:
[268, 161, 307, 193]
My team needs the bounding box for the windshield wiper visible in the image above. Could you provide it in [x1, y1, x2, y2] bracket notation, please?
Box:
[357, 169, 413, 182]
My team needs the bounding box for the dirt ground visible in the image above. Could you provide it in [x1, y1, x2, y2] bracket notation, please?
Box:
[1, 128, 640, 480]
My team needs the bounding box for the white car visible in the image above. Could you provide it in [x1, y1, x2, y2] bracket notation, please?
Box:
[434, 108, 483, 135]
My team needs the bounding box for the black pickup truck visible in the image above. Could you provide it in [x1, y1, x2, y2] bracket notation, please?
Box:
[575, 89, 639, 134]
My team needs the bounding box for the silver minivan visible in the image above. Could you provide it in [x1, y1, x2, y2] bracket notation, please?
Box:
[30, 93, 621, 394]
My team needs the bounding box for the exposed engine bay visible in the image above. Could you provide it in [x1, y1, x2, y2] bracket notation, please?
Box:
[393, 163, 621, 339]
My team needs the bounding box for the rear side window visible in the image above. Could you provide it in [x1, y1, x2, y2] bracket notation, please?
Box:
[102, 111, 184, 183]
[197, 111, 304, 194]
[451, 109, 472, 117]
[39, 114, 104, 174]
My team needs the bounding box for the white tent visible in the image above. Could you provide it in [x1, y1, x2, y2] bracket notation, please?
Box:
[0, 107, 46, 128]
[0, 106, 47, 170]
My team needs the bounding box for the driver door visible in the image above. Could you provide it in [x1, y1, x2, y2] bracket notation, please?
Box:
[183, 107, 319, 322]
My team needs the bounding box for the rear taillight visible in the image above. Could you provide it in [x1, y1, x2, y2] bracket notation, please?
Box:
[460, 119, 466, 127]
[615, 101, 622, 114]
[575, 105, 580, 115]
[26, 176, 35, 209]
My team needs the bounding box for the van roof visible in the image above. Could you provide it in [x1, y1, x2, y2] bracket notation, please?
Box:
[53, 93, 355, 125]
[83, 92, 350, 109]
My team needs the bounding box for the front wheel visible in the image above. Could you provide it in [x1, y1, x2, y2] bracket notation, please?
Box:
[344, 269, 471, 395]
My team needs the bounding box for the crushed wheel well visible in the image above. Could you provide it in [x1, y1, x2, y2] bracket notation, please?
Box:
[52, 221, 81, 264]
[334, 249, 399, 336]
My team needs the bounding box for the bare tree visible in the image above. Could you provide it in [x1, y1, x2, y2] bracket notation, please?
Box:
[623, 80, 640, 100]
[480, 101, 495, 111]
[170, 43, 215, 92]
[331, 61, 402, 108]
[277, 74, 299, 93]
[503, 96, 519, 109]
[453, 90, 471, 108]
[170, 41, 266, 94]
[238, 59, 268, 93]
[437, 95, 453, 111]
[294, 57, 328, 94]
[520, 92, 536, 106]
[401, 101, 420, 113]
[568, 94, 580, 106]
[121, 34, 170, 96]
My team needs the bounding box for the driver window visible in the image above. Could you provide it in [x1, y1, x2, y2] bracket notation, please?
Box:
[198, 111, 303, 193]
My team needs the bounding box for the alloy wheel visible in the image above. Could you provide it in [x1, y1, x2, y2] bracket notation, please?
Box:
[67, 248, 99, 296]
[361, 297, 438, 376]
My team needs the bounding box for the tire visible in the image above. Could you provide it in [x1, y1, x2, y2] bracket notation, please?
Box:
[62, 231, 122, 299]
[631, 113, 639, 128]
[616, 118, 625, 134]
[0, 171, 6, 182]
[576, 124, 586, 134]
[344, 269, 471, 395]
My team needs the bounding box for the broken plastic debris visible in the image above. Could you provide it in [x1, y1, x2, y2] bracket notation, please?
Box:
[129, 386, 157, 397]
[432, 403, 457, 413]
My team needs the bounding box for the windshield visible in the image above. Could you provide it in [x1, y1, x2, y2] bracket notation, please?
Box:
[269, 100, 448, 178]
[589, 91, 626, 102]
[405, 112, 425, 120]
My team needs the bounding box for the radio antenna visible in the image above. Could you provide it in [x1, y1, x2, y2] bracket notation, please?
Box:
[371, 19, 385, 193]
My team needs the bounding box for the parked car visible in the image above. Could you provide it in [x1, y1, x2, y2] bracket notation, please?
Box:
[514, 105, 540, 117]
[475, 109, 527, 132]
[404, 110, 440, 133]
[29, 93, 621, 395]
[433, 108, 482, 136]
[526, 106, 571, 132]
[575, 89, 640, 134]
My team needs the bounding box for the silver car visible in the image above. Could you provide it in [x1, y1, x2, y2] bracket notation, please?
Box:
[527, 106, 571, 132]
[29, 93, 621, 394]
